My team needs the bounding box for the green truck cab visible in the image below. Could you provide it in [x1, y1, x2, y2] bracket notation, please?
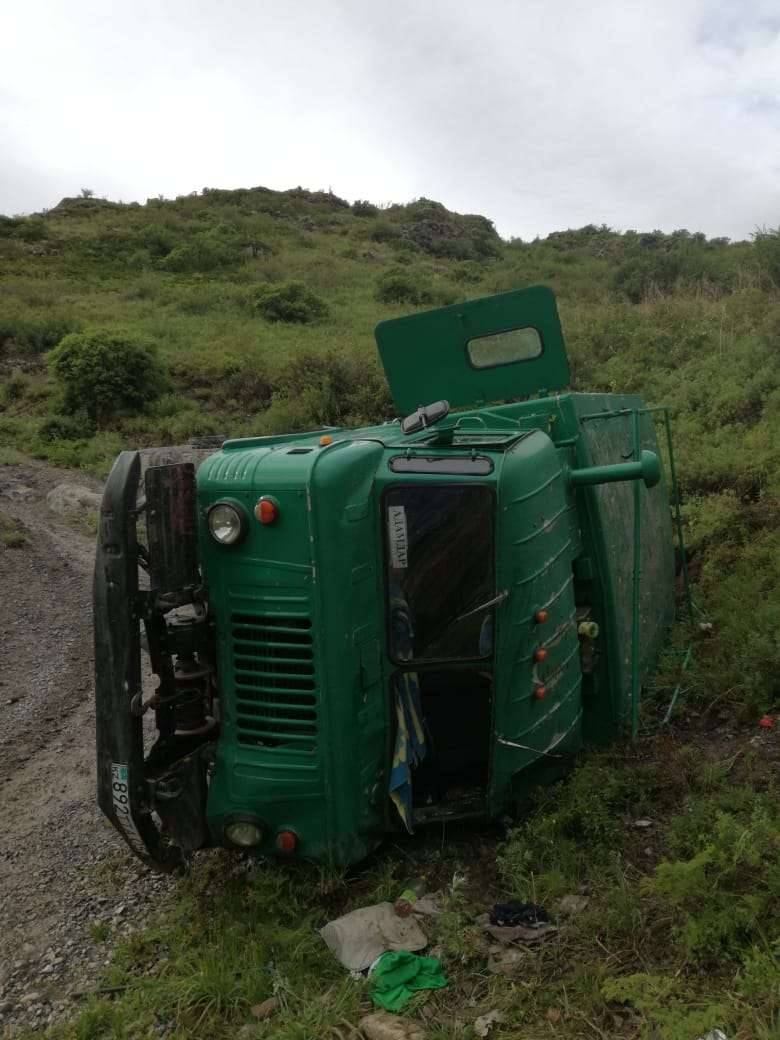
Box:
[95, 286, 674, 870]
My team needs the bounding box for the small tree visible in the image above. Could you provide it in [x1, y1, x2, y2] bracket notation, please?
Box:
[48, 330, 167, 426]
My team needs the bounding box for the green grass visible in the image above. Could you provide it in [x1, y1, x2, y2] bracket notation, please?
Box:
[35, 742, 778, 1040]
[0, 511, 26, 548]
[2, 189, 779, 1038]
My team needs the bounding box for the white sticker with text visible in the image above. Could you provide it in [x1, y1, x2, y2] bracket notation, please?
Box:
[388, 505, 409, 569]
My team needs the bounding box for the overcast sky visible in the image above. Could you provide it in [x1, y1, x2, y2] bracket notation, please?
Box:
[1, 0, 778, 240]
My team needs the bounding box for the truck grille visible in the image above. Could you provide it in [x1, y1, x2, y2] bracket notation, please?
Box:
[231, 611, 318, 751]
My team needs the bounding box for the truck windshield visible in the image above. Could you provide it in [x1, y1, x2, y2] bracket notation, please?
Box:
[385, 485, 494, 662]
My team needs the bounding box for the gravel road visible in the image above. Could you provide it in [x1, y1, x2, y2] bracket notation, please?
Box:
[0, 460, 174, 1032]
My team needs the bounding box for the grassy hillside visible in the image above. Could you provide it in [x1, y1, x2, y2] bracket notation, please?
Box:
[2, 188, 779, 1039]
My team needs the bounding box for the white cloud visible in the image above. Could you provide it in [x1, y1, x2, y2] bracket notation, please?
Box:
[0, 0, 777, 238]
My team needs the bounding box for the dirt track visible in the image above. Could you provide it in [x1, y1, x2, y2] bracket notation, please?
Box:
[0, 461, 173, 1031]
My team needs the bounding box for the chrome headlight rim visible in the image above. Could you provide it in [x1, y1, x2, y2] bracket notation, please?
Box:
[207, 499, 248, 547]
[224, 814, 265, 849]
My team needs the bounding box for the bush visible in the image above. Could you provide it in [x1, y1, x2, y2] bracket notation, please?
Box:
[451, 261, 484, 284]
[0, 318, 79, 357]
[38, 413, 94, 442]
[48, 330, 167, 426]
[159, 233, 235, 273]
[754, 226, 780, 287]
[369, 221, 401, 244]
[254, 281, 329, 324]
[1, 368, 29, 404]
[259, 350, 393, 431]
[375, 267, 435, 306]
[352, 200, 379, 217]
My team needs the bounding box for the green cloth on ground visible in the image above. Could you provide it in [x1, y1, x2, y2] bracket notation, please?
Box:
[370, 950, 448, 1012]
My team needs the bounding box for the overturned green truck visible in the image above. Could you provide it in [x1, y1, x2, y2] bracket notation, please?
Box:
[95, 286, 676, 870]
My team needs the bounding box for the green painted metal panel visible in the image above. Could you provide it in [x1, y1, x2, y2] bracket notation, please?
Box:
[570, 396, 676, 739]
[375, 285, 570, 414]
[490, 429, 582, 813]
[98, 292, 675, 869]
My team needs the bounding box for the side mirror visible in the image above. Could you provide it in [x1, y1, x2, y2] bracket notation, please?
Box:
[401, 400, 450, 436]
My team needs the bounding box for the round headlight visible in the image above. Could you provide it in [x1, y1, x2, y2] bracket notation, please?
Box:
[225, 820, 263, 848]
[207, 502, 246, 546]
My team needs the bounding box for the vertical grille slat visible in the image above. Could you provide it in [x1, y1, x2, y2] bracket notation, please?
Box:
[230, 608, 318, 752]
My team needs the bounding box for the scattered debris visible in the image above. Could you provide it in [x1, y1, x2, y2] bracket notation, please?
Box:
[358, 1011, 425, 1040]
[477, 911, 557, 945]
[487, 946, 526, 976]
[320, 903, 427, 972]
[758, 715, 775, 729]
[250, 997, 279, 1020]
[474, 1010, 506, 1037]
[696, 1031, 728, 1040]
[489, 901, 548, 928]
[556, 894, 589, 917]
[370, 950, 448, 1012]
[411, 894, 441, 917]
[487, 922, 557, 944]
[394, 878, 427, 917]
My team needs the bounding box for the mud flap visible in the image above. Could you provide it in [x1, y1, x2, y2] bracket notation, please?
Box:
[94, 450, 184, 871]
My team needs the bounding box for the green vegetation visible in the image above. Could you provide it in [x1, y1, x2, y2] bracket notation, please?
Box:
[2, 187, 778, 1038]
[0, 512, 26, 548]
[49, 330, 166, 427]
[253, 280, 329, 324]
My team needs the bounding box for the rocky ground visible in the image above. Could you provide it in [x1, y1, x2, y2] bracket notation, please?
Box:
[0, 460, 177, 1033]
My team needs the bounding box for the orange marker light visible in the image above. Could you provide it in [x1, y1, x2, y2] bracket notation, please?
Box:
[533, 684, 547, 700]
[535, 609, 549, 624]
[276, 830, 298, 854]
[533, 647, 548, 663]
[254, 497, 279, 525]
[319, 435, 333, 446]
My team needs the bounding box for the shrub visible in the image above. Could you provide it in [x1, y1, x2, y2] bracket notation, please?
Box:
[259, 350, 393, 431]
[754, 226, 780, 286]
[159, 233, 235, 273]
[48, 330, 167, 426]
[369, 221, 401, 244]
[375, 267, 435, 306]
[254, 281, 329, 324]
[136, 224, 177, 258]
[451, 261, 484, 284]
[38, 413, 94, 441]
[0, 318, 79, 356]
[1, 368, 29, 404]
[352, 200, 379, 217]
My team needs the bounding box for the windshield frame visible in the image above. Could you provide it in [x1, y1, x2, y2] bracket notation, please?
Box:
[381, 482, 497, 667]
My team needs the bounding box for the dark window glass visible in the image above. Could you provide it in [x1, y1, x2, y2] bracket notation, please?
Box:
[385, 485, 494, 662]
[389, 456, 493, 476]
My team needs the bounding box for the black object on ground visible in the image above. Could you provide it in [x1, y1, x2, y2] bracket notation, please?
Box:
[489, 901, 549, 928]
